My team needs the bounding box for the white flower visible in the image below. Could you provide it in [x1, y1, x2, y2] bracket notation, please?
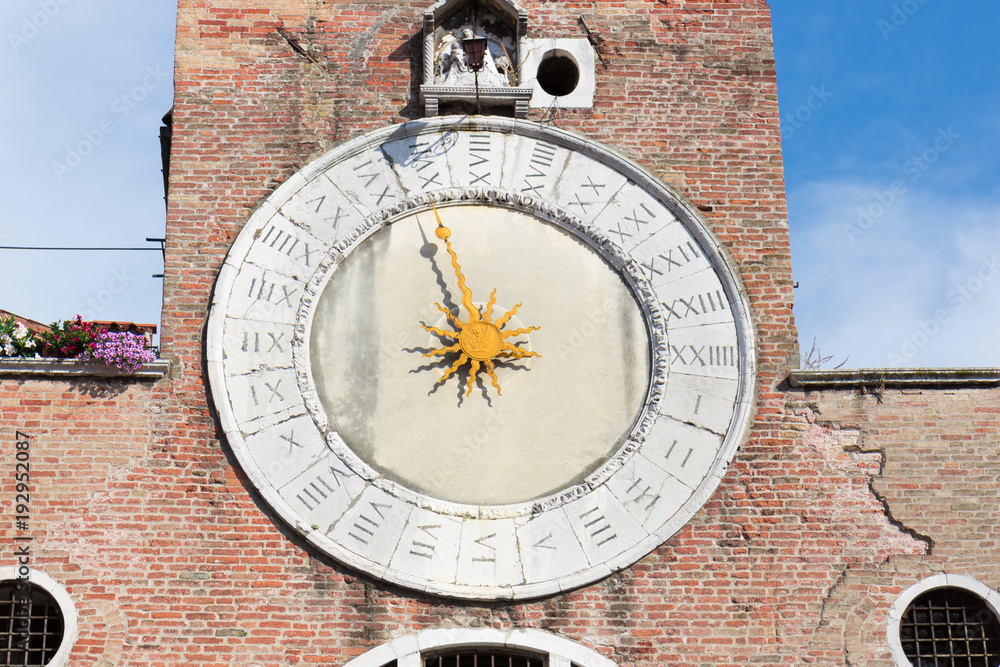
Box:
[13, 323, 29, 339]
[24, 338, 35, 349]
[2, 342, 14, 356]
[0, 334, 10, 346]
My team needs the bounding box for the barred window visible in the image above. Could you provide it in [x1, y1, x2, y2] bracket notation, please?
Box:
[424, 650, 546, 667]
[900, 588, 1000, 667]
[0, 581, 65, 667]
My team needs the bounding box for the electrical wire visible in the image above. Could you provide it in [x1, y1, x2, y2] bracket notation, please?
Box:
[0, 246, 161, 251]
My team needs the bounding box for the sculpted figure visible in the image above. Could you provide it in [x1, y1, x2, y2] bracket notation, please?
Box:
[435, 29, 510, 87]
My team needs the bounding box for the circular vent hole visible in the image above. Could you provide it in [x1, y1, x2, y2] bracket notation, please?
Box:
[537, 52, 580, 97]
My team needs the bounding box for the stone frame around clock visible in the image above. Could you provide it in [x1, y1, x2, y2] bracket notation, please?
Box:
[206, 116, 757, 599]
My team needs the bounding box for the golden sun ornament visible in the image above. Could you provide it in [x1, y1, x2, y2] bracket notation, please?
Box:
[422, 203, 540, 397]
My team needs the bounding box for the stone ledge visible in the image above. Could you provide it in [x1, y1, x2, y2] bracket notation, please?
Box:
[420, 85, 533, 117]
[788, 367, 1000, 389]
[0, 358, 170, 380]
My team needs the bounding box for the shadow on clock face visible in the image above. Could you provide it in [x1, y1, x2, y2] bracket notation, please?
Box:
[310, 205, 651, 507]
[405, 338, 532, 409]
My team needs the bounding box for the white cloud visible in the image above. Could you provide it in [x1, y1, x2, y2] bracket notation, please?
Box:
[790, 179, 1000, 368]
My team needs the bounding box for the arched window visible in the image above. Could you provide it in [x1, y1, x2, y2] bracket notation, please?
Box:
[423, 648, 546, 667]
[343, 627, 616, 667]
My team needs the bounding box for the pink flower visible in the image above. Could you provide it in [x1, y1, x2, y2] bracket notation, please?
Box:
[84, 331, 156, 373]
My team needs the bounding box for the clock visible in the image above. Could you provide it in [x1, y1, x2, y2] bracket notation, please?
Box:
[206, 117, 755, 599]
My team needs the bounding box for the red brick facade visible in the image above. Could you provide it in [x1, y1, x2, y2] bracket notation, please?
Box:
[2, 1, 997, 665]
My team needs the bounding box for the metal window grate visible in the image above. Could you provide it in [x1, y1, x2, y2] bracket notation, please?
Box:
[900, 588, 1000, 667]
[0, 582, 65, 667]
[423, 649, 545, 667]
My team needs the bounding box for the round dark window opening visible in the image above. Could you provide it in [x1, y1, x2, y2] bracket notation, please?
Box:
[536, 52, 580, 98]
[900, 588, 1000, 667]
[0, 581, 66, 666]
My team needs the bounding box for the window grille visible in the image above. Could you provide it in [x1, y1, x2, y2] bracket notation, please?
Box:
[423, 649, 545, 667]
[0, 581, 65, 666]
[900, 588, 1000, 667]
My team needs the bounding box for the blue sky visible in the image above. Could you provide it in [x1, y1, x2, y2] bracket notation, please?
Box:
[1, 2, 176, 335]
[771, 0, 1000, 367]
[2, 1, 998, 367]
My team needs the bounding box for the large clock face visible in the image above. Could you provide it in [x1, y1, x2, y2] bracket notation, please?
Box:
[310, 203, 652, 506]
[207, 117, 755, 599]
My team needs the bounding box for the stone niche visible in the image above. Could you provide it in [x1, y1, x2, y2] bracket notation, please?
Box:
[420, 0, 533, 117]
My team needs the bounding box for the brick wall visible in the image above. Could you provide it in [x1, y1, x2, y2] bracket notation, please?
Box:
[787, 386, 1000, 664]
[8, 376, 998, 664]
[1, 378, 160, 665]
[4, 0, 995, 665]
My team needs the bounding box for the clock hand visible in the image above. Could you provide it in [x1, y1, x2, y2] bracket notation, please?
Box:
[430, 201, 479, 323]
[421, 201, 541, 397]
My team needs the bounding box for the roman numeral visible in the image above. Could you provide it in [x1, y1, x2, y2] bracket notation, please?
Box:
[348, 502, 392, 545]
[279, 430, 301, 452]
[240, 331, 286, 353]
[307, 195, 325, 213]
[250, 379, 284, 406]
[246, 276, 298, 308]
[297, 476, 331, 511]
[569, 176, 606, 212]
[624, 202, 655, 228]
[259, 226, 315, 266]
[469, 134, 491, 185]
[409, 141, 443, 189]
[372, 185, 392, 205]
[579, 506, 617, 547]
[569, 193, 594, 212]
[353, 155, 396, 205]
[328, 205, 349, 228]
[472, 532, 497, 564]
[409, 524, 440, 560]
[661, 290, 727, 321]
[609, 221, 634, 244]
[533, 533, 556, 550]
[626, 478, 660, 512]
[267, 332, 286, 352]
[664, 440, 695, 468]
[581, 175, 606, 196]
[418, 170, 442, 188]
[295, 464, 350, 511]
[522, 141, 557, 195]
[641, 241, 703, 278]
[669, 345, 737, 367]
[353, 157, 379, 188]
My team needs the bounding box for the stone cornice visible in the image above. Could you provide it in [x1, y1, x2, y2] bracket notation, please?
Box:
[787, 367, 1000, 389]
[0, 358, 170, 380]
